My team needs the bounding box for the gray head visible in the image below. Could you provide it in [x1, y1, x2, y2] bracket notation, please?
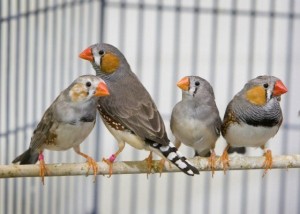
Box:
[177, 76, 215, 100]
[79, 43, 130, 77]
[66, 75, 109, 103]
[238, 75, 288, 106]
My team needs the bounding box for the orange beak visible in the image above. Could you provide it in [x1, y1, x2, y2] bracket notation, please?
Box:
[79, 47, 94, 61]
[273, 80, 288, 96]
[94, 82, 110, 97]
[177, 76, 190, 91]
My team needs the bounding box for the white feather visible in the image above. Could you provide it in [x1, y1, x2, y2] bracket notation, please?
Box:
[225, 123, 279, 147]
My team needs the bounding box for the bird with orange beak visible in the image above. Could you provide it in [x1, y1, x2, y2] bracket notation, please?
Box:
[171, 76, 222, 177]
[12, 75, 109, 184]
[79, 43, 199, 176]
[221, 75, 288, 175]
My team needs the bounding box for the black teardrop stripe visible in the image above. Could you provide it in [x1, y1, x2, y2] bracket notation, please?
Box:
[146, 139, 199, 176]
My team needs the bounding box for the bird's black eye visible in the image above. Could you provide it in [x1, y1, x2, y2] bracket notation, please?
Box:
[195, 81, 200, 86]
[99, 50, 104, 55]
[86, 81, 91, 87]
[263, 83, 269, 88]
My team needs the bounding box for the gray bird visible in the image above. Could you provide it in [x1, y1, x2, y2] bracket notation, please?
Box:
[171, 76, 222, 176]
[12, 75, 110, 184]
[79, 43, 199, 176]
[221, 75, 288, 175]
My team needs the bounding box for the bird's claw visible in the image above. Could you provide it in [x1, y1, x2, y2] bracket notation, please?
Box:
[263, 150, 272, 177]
[208, 152, 216, 177]
[158, 159, 165, 177]
[221, 151, 229, 174]
[86, 156, 99, 182]
[102, 157, 114, 178]
[38, 153, 48, 185]
[144, 153, 153, 178]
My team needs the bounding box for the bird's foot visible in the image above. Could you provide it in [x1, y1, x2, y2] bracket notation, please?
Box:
[102, 154, 116, 178]
[263, 150, 272, 177]
[220, 150, 229, 174]
[85, 156, 99, 182]
[144, 152, 153, 177]
[208, 151, 216, 177]
[38, 153, 48, 185]
[158, 159, 166, 177]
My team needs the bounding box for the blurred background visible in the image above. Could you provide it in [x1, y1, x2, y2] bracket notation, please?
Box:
[1, 0, 300, 213]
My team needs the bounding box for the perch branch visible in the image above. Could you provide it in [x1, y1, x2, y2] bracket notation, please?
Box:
[1, 155, 300, 178]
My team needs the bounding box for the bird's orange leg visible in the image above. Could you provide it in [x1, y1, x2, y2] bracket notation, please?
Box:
[262, 149, 273, 177]
[157, 159, 172, 177]
[208, 149, 216, 177]
[38, 152, 48, 185]
[221, 145, 230, 174]
[73, 146, 98, 182]
[158, 159, 166, 176]
[77, 152, 99, 182]
[144, 152, 153, 177]
[103, 144, 125, 178]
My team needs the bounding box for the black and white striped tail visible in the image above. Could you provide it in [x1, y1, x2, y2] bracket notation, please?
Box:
[149, 141, 199, 176]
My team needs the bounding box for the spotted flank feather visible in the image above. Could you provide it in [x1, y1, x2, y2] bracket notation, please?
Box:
[148, 141, 199, 176]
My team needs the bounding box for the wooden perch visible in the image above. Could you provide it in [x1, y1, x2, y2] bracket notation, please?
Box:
[1, 155, 300, 178]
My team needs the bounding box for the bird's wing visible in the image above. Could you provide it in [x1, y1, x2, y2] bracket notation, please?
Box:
[221, 100, 238, 136]
[213, 112, 222, 137]
[30, 102, 60, 151]
[99, 80, 169, 145]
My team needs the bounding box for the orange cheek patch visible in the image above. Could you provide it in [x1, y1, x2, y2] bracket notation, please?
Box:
[101, 53, 120, 74]
[245, 86, 266, 106]
[69, 84, 88, 102]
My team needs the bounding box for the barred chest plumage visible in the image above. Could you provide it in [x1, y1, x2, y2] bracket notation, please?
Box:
[97, 105, 127, 131]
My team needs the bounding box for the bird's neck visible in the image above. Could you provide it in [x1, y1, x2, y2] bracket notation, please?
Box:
[92, 62, 126, 82]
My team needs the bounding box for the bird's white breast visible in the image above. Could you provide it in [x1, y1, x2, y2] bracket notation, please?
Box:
[103, 119, 146, 150]
[44, 122, 95, 151]
[225, 123, 279, 147]
[173, 118, 216, 153]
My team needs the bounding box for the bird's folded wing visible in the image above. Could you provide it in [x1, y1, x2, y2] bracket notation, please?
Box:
[99, 88, 169, 146]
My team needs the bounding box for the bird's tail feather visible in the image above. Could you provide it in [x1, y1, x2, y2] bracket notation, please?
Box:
[148, 141, 199, 176]
[12, 148, 39, 164]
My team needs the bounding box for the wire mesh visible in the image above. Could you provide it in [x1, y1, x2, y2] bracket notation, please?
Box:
[1, 0, 300, 213]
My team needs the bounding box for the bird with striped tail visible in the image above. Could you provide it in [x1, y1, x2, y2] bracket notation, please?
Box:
[79, 43, 199, 176]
